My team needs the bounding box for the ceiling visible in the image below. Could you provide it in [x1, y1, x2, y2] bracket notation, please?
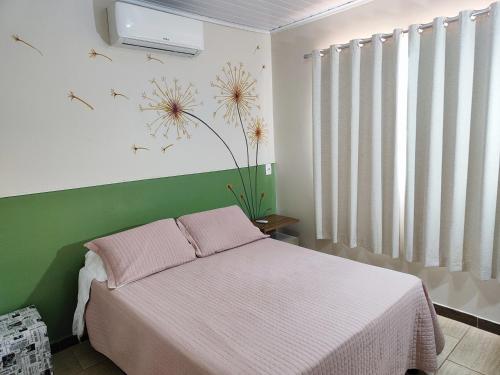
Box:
[138, 0, 372, 32]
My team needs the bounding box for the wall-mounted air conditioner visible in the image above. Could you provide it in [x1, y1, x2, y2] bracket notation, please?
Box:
[107, 1, 204, 57]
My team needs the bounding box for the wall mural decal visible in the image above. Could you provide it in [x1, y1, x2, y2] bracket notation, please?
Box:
[246, 116, 268, 216]
[161, 144, 174, 153]
[139, 62, 269, 220]
[247, 117, 267, 146]
[211, 62, 259, 125]
[140, 78, 200, 140]
[146, 53, 164, 64]
[110, 89, 129, 100]
[132, 144, 149, 153]
[68, 91, 94, 110]
[11, 34, 43, 56]
[88, 48, 112, 62]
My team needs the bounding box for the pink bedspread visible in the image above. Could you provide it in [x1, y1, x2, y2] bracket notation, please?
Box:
[86, 238, 444, 375]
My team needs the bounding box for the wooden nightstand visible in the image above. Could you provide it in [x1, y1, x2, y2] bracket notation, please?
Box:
[253, 214, 299, 235]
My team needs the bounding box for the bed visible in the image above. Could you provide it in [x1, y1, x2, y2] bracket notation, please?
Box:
[84, 237, 444, 375]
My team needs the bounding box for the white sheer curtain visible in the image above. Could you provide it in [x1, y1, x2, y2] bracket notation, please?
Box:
[312, 2, 500, 280]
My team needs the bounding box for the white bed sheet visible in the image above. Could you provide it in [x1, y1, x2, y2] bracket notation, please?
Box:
[72, 251, 107, 338]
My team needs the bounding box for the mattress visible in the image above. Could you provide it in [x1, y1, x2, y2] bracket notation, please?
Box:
[85, 238, 444, 375]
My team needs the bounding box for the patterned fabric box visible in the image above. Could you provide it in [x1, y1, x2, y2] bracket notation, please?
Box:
[0, 306, 52, 375]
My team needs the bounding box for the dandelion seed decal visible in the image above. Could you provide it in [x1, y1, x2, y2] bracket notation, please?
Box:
[161, 144, 174, 153]
[247, 117, 267, 147]
[12, 34, 43, 56]
[89, 48, 112, 62]
[140, 78, 200, 140]
[211, 62, 258, 125]
[68, 91, 94, 110]
[110, 89, 129, 100]
[146, 53, 164, 64]
[132, 144, 149, 153]
[254, 45, 260, 53]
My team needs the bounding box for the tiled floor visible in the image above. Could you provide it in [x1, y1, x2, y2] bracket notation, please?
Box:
[52, 341, 123, 375]
[53, 315, 500, 374]
[432, 315, 500, 375]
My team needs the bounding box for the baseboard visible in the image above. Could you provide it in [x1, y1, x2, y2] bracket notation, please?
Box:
[434, 303, 500, 335]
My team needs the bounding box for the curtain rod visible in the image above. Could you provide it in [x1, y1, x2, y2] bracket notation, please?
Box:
[303, 6, 491, 59]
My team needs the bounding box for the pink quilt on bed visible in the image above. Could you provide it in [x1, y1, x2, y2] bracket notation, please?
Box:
[85, 238, 444, 375]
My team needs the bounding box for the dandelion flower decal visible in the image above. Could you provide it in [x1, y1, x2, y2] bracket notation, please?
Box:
[247, 117, 267, 147]
[139, 78, 200, 140]
[211, 62, 258, 125]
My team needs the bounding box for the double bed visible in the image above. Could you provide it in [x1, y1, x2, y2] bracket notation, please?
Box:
[84, 237, 444, 375]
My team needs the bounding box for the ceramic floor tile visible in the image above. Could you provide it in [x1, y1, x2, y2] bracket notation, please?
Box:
[437, 335, 459, 368]
[437, 315, 470, 340]
[72, 341, 106, 369]
[82, 360, 124, 375]
[449, 326, 500, 375]
[436, 361, 482, 375]
[53, 347, 83, 375]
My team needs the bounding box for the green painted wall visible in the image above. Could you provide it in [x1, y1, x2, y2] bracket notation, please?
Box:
[0, 165, 276, 343]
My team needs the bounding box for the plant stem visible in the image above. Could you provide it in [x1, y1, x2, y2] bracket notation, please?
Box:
[258, 194, 264, 219]
[183, 110, 254, 219]
[228, 187, 247, 214]
[254, 141, 260, 217]
[236, 104, 255, 219]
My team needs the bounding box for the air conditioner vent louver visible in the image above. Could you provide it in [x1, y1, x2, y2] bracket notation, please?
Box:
[121, 43, 198, 56]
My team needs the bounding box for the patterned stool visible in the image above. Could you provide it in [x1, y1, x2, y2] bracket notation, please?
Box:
[0, 305, 52, 375]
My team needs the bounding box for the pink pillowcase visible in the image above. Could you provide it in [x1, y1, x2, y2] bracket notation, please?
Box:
[176, 205, 268, 257]
[85, 219, 196, 289]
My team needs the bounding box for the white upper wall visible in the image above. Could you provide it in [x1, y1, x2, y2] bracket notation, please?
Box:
[0, 0, 274, 198]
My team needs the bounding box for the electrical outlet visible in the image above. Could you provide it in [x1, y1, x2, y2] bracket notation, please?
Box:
[265, 163, 272, 175]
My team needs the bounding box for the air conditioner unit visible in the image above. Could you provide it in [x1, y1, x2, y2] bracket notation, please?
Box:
[107, 1, 204, 57]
